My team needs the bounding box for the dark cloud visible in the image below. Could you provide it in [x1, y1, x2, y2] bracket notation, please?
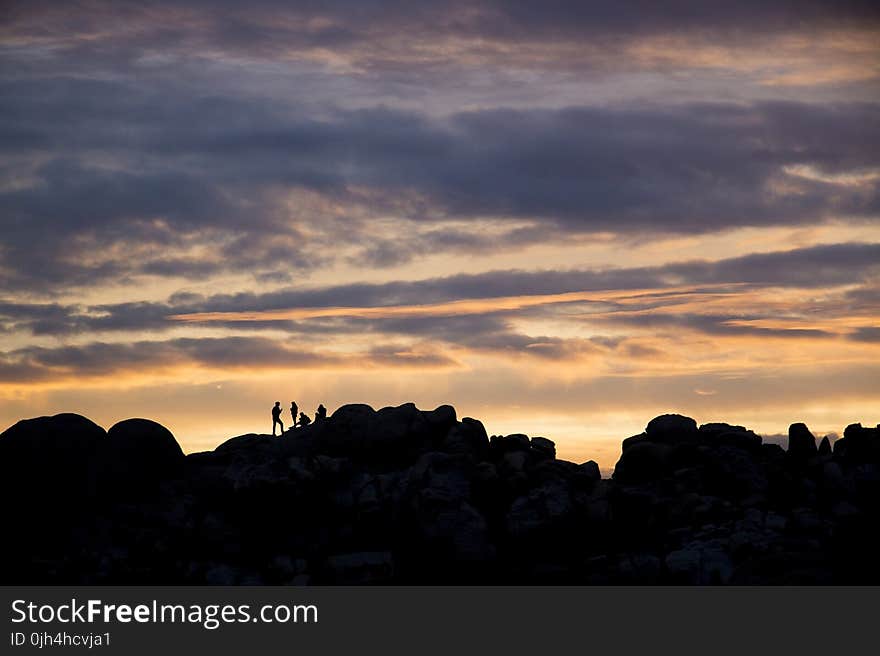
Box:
[2, 54, 878, 291]
[1, 2, 877, 295]
[848, 327, 880, 342]
[5, 2, 878, 68]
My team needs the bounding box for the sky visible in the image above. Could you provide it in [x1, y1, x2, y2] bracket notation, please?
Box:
[1, 0, 879, 472]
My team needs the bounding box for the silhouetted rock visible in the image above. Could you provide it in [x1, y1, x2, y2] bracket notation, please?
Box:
[646, 414, 698, 444]
[0, 413, 106, 499]
[621, 432, 648, 452]
[0, 413, 105, 471]
[0, 413, 107, 581]
[317, 403, 456, 463]
[215, 433, 276, 453]
[442, 417, 489, 459]
[580, 460, 601, 482]
[3, 406, 880, 585]
[834, 423, 880, 463]
[105, 418, 184, 481]
[788, 423, 818, 460]
[613, 441, 669, 483]
[507, 480, 573, 537]
[700, 423, 762, 452]
[530, 436, 556, 459]
[490, 433, 531, 455]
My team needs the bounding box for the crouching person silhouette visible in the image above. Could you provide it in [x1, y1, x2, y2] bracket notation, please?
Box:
[299, 411, 311, 428]
[272, 401, 284, 435]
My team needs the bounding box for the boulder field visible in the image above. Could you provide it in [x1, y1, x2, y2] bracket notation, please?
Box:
[1, 405, 879, 584]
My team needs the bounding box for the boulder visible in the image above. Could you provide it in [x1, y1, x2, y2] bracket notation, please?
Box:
[699, 422, 748, 437]
[400, 455, 494, 566]
[441, 418, 489, 459]
[530, 436, 556, 459]
[375, 402, 427, 440]
[788, 423, 817, 460]
[529, 459, 581, 486]
[98, 419, 185, 492]
[104, 419, 184, 487]
[761, 443, 786, 461]
[621, 433, 648, 452]
[319, 403, 445, 462]
[0, 413, 106, 499]
[704, 446, 768, 498]
[507, 481, 573, 538]
[834, 423, 880, 463]
[424, 405, 457, 431]
[407, 452, 471, 501]
[329, 403, 376, 428]
[318, 404, 375, 456]
[499, 450, 531, 479]
[580, 460, 601, 482]
[716, 431, 762, 452]
[646, 414, 699, 444]
[699, 423, 762, 452]
[214, 433, 277, 454]
[490, 434, 531, 455]
[612, 441, 670, 483]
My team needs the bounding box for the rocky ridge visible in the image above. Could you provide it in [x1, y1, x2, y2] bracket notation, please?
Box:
[1, 404, 879, 584]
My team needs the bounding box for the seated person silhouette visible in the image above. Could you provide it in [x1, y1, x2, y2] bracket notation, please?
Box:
[298, 411, 311, 428]
[290, 401, 298, 428]
[272, 401, 284, 436]
[315, 404, 327, 422]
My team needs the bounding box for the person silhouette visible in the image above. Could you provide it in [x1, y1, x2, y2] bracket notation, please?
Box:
[272, 401, 284, 436]
[298, 411, 311, 428]
[315, 403, 327, 422]
[290, 401, 298, 428]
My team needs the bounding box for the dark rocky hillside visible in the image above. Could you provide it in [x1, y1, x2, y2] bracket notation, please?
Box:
[1, 404, 879, 584]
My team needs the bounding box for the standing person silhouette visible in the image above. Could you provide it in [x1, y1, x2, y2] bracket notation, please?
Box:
[272, 401, 284, 436]
[290, 401, 298, 428]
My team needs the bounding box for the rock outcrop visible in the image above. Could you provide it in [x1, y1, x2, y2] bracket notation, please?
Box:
[1, 404, 879, 584]
[101, 418, 185, 493]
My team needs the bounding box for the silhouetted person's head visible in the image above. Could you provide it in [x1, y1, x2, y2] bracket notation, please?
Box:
[275, 401, 280, 407]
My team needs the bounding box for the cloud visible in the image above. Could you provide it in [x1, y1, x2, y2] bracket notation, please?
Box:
[2, 55, 878, 292]
[0, 335, 459, 385]
[592, 312, 837, 339]
[169, 242, 880, 314]
[849, 326, 880, 342]
[2, 241, 877, 338]
[4, 2, 878, 72]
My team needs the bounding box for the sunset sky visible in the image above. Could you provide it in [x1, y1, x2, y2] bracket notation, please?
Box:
[1, 1, 878, 471]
